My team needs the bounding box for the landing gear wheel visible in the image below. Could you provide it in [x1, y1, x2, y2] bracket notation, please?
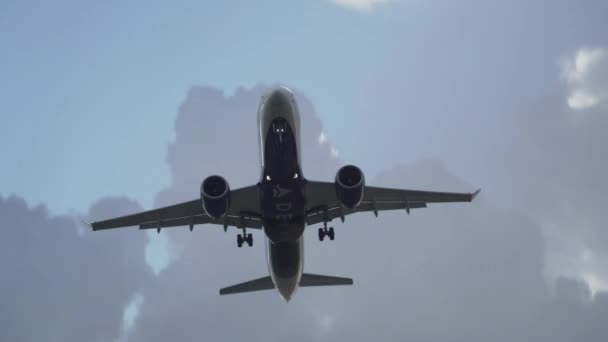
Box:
[328, 227, 335, 240]
[237, 234, 243, 248]
[318, 227, 325, 241]
[246, 233, 253, 247]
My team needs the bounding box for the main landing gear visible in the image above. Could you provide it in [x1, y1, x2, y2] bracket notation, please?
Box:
[237, 228, 253, 248]
[318, 221, 335, 241]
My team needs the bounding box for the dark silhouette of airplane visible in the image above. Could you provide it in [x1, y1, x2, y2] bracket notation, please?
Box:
[90, 86, 480, 301]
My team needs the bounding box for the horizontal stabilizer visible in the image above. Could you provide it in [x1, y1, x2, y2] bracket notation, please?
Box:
[219, 273, 353, 296]
[219, 276, 274, 295]
[299, 273, 353, 287]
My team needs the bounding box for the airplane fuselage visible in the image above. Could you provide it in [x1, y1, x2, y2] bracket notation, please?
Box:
[257, 87, 305, 301]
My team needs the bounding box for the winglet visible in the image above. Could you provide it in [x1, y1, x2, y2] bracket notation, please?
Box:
[471, 188, 481, 201]
[81, 220, 94, 230]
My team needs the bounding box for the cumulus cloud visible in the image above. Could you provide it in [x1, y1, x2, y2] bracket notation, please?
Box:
[129, 152, 608, 342]
[103, 85, 606, 342]
[4, 79, 608, 341]
[330, 0, 390, 12]
[318, 131, 341, 159]
[493, 80, 608, 296]
[0, 195, 152, 341]
[561, 47, 608, 110]
[330, 146, 340, 158]
[318, 131, 328, 145]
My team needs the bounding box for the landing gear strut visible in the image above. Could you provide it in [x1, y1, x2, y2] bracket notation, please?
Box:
[237, 227, 253, 248]
[318, 221, 335, 241]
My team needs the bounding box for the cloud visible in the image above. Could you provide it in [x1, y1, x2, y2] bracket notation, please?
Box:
[561, 47, 608, 110]
[330, 0, 390, 12]
[318, 131, 328, 145]
[5, 75, 608, 341]
[498, 86, 608, 296]
[118, 292, 144, 341]
[330, 146, 340, 158]
[128, 153, 608, 342]
[107, 85, 607, 342]
[0, 194, 152, 341]
[430, 45, 607, 300]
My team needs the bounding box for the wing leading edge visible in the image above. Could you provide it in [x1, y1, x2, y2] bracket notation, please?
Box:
[305, 181, 479, 226]
[90, 185, 262, 231]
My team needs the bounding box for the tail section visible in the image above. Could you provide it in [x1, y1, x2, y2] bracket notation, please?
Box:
[219, 273, 353, 296]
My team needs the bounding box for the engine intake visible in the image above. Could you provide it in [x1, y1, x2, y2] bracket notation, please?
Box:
[201, 175, 230, 219]
[335, 165, 365, 209]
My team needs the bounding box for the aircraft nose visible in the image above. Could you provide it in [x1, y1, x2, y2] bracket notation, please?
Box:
[266, 89, 291, 108]
[263, 89, 295, 121]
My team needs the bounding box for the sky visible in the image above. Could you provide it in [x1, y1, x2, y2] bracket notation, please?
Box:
[2, 0, 608, 341]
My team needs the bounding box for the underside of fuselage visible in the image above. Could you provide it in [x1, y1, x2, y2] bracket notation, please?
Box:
[258, 86, 305, 300]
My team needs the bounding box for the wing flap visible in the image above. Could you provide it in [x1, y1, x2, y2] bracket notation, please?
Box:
[138, 213, 263, 230]
[358, 200, 427, 212]
[139, 213, 209, 230]
[305, 201, 428, 226]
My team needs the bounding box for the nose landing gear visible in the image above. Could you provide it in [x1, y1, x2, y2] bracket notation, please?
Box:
[318, 221, 335, 241]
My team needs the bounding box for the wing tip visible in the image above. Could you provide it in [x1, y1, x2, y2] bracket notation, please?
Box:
[81, 220, 93, 229]
[471, 188, 481, 201]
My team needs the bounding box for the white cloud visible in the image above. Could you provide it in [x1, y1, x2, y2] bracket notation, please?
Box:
[581, 272, 608, 297]
[145, 231, 174, 276]
[117, 292, 144, 342]
[330, 146, 340, 158]
[543, 220, 608, 297]
[567, 90, 599, 110]
[318, 131, 328, 145]
[122, 292, 144, 331]
[330, 0, 390, 12]
[561, 47, 608, 110]
[319, 130, 339, 157]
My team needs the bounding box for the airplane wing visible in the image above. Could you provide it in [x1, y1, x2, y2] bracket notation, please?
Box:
[304, 181, 479, 226]
[90, 185, 262, 231]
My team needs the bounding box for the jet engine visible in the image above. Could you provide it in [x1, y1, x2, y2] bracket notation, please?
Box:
[201, 175, 230, 219]
[335, 165, 365, 209]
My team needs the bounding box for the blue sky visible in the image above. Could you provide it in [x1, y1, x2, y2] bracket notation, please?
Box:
[1, 0, 403, 214]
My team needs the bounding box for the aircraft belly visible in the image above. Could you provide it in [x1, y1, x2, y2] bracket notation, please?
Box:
[266, 236, 304, 301]
[260, 111, 305, 243]
[258, 86, 306, 301]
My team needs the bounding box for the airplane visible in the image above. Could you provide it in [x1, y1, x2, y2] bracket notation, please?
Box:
[90, 86, 480, 301]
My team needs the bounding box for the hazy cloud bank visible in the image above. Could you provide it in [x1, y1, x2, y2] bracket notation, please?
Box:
[0, 195, 152, 341]
[2, 82, 608, 341]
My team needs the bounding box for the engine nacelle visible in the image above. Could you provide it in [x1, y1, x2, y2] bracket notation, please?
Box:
[200, 175, 230, 219]
[335, 165, 365, 209]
